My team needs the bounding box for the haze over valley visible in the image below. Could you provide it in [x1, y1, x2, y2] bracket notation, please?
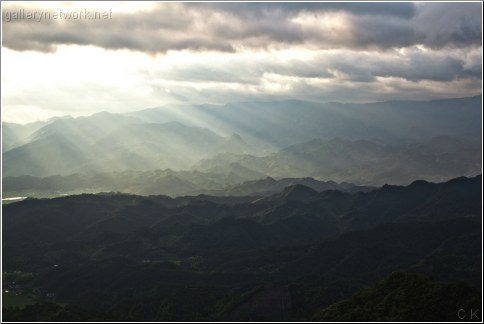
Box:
[2, 96, 482, 199]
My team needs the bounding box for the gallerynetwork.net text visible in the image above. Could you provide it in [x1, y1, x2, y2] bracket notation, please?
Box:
[3, 9, 113, 22]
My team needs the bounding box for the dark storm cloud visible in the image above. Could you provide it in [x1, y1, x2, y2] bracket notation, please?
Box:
[1, 3, 235, 53]
[414, 3, 482, 48]
[202, 2, 417, 19]
[376, 53, 479, 82]
[348, 15, 425, 49]
[190, 2, 421, 50]
[2, 3, 481, 53]
[316, 47, 482, 83]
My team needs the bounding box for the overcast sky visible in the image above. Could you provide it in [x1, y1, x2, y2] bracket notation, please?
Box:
[1, 2, 482, 123]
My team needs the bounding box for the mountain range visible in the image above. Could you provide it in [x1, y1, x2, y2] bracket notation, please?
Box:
[3, 113, 244, 176]
[2, 96, 482, 321]
[2, 96, 482, 188]
[2, 175, 481, 321]
[195, 135, 481, 185]
[127, 96, 482, 147]
[2, 171, 374, 198]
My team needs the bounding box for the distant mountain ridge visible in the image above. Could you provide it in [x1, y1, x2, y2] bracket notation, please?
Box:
[127, 95, 482, 147]
[195, 136, 481, 185]
[2, 171, 374, 198]
[2, 96, 481, 185]
[3, 116, 250, 177]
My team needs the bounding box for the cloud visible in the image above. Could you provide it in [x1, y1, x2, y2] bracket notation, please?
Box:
[1, 3, 481, 123]
[201, 3, 417, 19]
[321, 47, 482, 83]
[2, 3, 481, 53]
[413, 3, 482, 48]
[2, 3, 235, 53]
[139, 45, 481, 86]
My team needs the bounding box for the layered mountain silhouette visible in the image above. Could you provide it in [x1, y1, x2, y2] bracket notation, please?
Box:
[2, 172, 373, 198]
[3, 114, 237, 176]
[127, 96, 482, 147]
[2, 175, 481, 321]
[2, 96, 482, 322]
[195, 136, 481, 185]
[3, 96, 481, 184]
[4, 175, 480, 262]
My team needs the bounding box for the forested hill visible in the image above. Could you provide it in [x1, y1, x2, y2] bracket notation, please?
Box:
[2, 175, 481, 321]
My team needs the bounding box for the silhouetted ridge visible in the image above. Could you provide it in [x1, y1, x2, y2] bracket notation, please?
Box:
[2, 175, 481, 321]
[409, 179, 432, 188]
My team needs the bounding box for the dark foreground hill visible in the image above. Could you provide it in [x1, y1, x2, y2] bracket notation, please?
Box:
[2, 175, 482, 321]
[313, 272, 482, 322]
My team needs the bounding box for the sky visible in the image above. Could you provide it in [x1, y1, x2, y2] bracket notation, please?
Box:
[1, 1, 482, 124]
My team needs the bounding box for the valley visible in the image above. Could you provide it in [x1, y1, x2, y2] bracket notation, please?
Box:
[2, 96, 482, 321]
